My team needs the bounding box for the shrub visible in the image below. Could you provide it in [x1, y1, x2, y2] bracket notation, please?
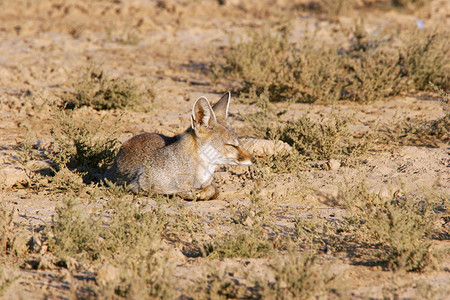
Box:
[276, 114, 370, 161]
[262, 250, 336, 299]
[47, 194, 175, 298]
[378, 84, 449, 148]
[206, 225, 273, 259]
[342, 50, 404, 102]
[340, 183, 444, 271]
[213, 26, 448, 103]
[50, 110, 119, 174]
[401, 30, 450, 91]
[212, 28, 293, 101]
[65, 66, 154, 111]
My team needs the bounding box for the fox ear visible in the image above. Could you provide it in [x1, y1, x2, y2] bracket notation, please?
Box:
[212, 91, 231, 121]
[191, 96, 217, 129]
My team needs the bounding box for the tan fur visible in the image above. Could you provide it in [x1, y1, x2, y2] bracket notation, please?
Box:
[105, 92, 255, 200]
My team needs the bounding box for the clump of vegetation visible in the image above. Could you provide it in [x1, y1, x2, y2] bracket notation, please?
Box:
[196, 264, 249, 299]
[0, 201, 15, 257]
[207, 226, 273, 259]
[379, 83, 449, 148]
[340, 182, 445, 271]
[65, 66, 153, 111]
[390, 0, 428, 9]
[48, 196, 167, 261]
[206, 194, 276, 259]
[47, 194, 175, 298]
[342, 50, 404, 102]
[212, 28, 293, 101]
[48, 197, 102, 260]
[0, 198, 26, 297]
[0, 199, 27, 259]
[106, 26, 141, 45]
[254, 111, 371, 162]
[277, 114, 355, 160]
[213, 25, 448, 103]
[50, 110, 119, 175]
[213, 28, 344, 103]
[293, 212, 341, 252]
[261, 250, 336, 299]
[401, 30, 449, 91]
[379, 115, 449, 148]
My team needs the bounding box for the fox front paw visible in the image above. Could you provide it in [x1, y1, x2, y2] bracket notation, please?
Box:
[177, 185, 218, 201]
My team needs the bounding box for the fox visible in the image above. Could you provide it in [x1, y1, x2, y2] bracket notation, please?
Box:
[105, 92, 255, 200]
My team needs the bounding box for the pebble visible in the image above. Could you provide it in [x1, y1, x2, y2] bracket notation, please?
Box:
[96, 264, 120, 286]
[0, 165, 28, 187]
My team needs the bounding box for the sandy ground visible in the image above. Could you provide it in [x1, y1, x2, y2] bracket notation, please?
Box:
[0, 0, 449, 299]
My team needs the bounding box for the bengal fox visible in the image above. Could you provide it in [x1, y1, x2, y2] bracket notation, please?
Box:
[105, 92, 255, 200]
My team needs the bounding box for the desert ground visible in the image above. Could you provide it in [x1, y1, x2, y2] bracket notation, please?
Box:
[0, 0, 449, 299]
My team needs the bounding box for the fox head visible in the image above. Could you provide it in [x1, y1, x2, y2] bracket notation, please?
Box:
[190, 92, 255, 166]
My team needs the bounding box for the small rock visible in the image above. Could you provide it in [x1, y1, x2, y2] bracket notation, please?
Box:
[327, 159, 341, 171]
[38, 254, 55, 270]
[27, 236, 44, 253]
[241, 138, 292, 157]
[96, 264, 120, 286]
[65, 257, 79, 271]
[304, 194, 316, 203]
[214, 171, 230, 182]
[244, 216, 254, 227]
[59, 269, 72, 284]
[170, 248, 187, 262]
[0, 165, 28, 187]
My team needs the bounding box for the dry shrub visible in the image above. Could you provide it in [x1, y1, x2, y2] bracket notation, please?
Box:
[401, 30, 450, 91]
[106, 26, 141, 45]
[196, 264, 248, 299]
[0, 198, 27, 297]
[206, 225, 273, 259]
[379, 83, 449, 148]
[0, 199, 28, 259]
[389, 0, 428, 8]
[276, 114, 371, 161]
[277, 114, 352, 160]
[47, 195, 175, 298]
[214, 25, 449, 103]
[50, 110, 119, 174]
[340, 183, 445, 271]
[48, 197, 102, 260]
[343, 51, 404, 102]
[262, 250, 336, 299]
[48, 196, 167, 260]
[379, 115, 449, 148]
[0, 201, 15, 257]
[206, 191, 277, 259]
[212, 28, 293, 101]
[65, 66, 154, 111]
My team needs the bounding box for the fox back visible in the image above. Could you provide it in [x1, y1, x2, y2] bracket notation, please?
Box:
[105, 92, 254, 200]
